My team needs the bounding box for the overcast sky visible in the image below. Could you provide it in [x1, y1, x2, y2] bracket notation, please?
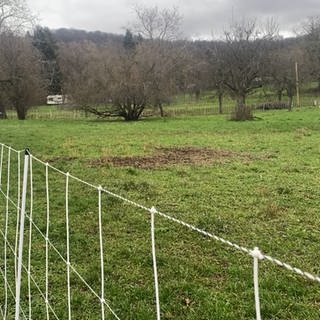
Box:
[26, 0, 320, 39]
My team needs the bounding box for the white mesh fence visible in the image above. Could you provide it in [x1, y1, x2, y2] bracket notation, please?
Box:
[0, 142, 319, 319]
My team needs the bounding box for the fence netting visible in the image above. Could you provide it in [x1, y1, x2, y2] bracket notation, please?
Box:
[0, 142, 319, 319]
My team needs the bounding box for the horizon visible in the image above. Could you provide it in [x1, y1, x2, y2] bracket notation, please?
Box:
[27, 0, 317, 40]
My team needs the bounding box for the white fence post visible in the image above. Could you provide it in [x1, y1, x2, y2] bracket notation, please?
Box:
[27, 155, 34, 320]
[251, 247, 264, 320]
[150, 206, 161, 320]
[66, 173, 72, 320]
[98, 186, 105, 320]
[15, 149, 30, 320]
[14, 151, 21, 279]
[45, 162, 50, 319]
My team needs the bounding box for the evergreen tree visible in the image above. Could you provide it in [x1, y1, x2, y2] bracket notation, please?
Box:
[33, 26, 62, 94]
[123, 29, 136, 51]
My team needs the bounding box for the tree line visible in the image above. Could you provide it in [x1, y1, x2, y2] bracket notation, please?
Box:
[0, 0, 320, 121]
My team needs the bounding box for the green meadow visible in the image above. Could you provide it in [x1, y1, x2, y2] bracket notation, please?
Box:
[0, 107, 320, 319]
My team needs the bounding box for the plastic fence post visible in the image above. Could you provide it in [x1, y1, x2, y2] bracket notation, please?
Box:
[14, 151, 21, 279]
[66, 173, 72, 320]
[98, 186, 105, 320]
[15, 149, 30, 320]
[45, 163, 50, 319]
[27, 155, 34, 320]
[150, 207, 161, 320]
[251, 247, 264, 320]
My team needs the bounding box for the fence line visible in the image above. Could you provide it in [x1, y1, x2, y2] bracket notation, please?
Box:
[4, 99, 320, 120]
[0, 228, 60, 320]
[0, 142, 320, 319]
[0, 144, 121, 320]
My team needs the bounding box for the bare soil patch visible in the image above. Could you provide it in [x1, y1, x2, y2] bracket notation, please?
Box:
[89, 146, 255, 169]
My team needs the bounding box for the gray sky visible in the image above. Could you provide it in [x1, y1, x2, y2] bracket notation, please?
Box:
[26, 0, 320, 38]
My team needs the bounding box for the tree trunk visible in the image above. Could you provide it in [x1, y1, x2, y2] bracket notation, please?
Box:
[16, 106, 27, 120]
[236, 94, 246, 107]
[0, 102, 7, 119]
[218, 92, 223, 114]
[158, 103, 164, 117]
[123, 104, 144, 121]
[195, 88, 201, 101]
[288, 96, 293, 111]
[231, 94, 253, 121]
[277, 90, 283, 102]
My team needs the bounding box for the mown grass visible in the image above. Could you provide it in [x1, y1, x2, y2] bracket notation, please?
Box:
[0, 108, 320, 319]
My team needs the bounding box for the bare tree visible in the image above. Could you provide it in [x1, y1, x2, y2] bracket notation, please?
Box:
[214, 18, 278, 120]
[60, 5, 186, 121]
[109, 54, 149, 119]
[0, 0, 35, 34]
[131, 4, 185, 116]
[301, 16, 320, 91]
[59, 41, 155, 121]
[0, 89, 8, 118]
[206, 47, 226, 114]
[0, 33, 44, 119]
[141, 40, 188, 117]
[132, 4, 182, 41]
[58, 41, 109, 112]
[0, 0, 37, 119]
[267, 45, 307, 110]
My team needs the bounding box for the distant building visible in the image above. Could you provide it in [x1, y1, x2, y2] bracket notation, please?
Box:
[47, 95, 68, 105]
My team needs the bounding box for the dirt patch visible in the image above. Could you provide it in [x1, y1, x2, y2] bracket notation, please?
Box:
[89, 146, 255, 169]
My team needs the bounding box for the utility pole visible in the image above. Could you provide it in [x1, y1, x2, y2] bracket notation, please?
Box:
[295, 61, 300, 108]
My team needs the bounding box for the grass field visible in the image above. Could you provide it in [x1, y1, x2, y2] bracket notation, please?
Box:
[0, 108, 320, 319]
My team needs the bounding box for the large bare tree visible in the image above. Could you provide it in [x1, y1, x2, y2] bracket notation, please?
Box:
[214, 18, 278, 120]
[0, 0, 38, 119]
[131, 4, 186, 116]
[0, 34, 44, 119]
[132, 4, 182, 41]
[59, 5, 187, 121]
[59, 41, 155, 121]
